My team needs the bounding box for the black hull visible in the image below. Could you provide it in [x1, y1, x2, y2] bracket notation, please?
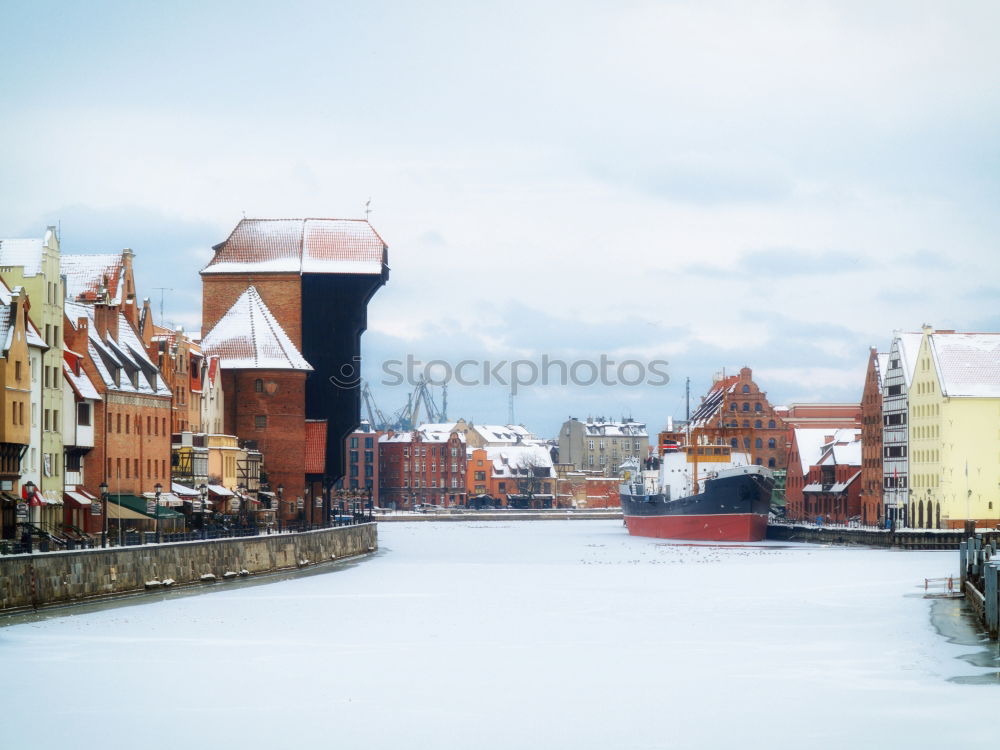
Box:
[621, 471, 774, 519]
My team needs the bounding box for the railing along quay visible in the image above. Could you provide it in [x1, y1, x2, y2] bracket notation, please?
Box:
[766, 520, 969, 549]
[0, 510, 374, 556]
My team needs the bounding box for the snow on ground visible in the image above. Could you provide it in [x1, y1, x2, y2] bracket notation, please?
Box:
[1, 521, 996, 749]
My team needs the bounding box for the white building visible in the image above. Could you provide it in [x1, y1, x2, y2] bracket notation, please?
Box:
[881, 332, 922, 524]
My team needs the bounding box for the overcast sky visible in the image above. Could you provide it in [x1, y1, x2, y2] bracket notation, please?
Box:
[3, 0, 998, 436]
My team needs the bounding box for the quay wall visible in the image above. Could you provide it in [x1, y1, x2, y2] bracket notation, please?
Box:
[766, 524, 965, 550]
[0, 524, 377, 614]
[376, 510, 624, 523]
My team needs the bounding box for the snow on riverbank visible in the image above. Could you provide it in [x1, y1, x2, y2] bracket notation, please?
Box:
[1, 520, 995, 749]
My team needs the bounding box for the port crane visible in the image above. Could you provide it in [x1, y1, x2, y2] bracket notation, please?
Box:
[360, 377, 448, 431]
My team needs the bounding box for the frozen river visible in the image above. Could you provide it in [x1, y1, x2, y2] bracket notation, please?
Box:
[2, 520, 997, 749]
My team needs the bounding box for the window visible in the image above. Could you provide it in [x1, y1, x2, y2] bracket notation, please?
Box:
[768, 438, 776, 449]
[588, 440, 595, 450]
[350, 437, 358, 449]
[255, 415, 267, 429]
[754, 403, 762, 412]
[366, 437, 374, 449]
[887, 385, 902, 396]
[350, 450, 359, 463]
[743, 420, 750, 428]
[255, 378, 263, 392]
[742, 403, 749, 412]
[742, 385, 750, 393]
[754, 420, 762, 429]
[768, 420, 776, 429]
[44, 409, 50, 431]
[767, 458, 776, 468]
[730, 438, 738, 448]
[15, 361, 21, 381]
[729, 403, 736, 411]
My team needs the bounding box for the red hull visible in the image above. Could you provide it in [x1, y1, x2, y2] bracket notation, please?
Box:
[624, 512, 768, 542]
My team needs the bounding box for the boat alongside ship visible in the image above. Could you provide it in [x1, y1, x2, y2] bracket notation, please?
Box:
[619, 441, 775, 542]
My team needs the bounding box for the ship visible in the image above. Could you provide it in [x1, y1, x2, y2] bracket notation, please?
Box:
[619, 441, 775, 542]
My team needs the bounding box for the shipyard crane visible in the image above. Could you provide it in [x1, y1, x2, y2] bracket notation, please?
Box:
[360, 381, 390, 431]
[390, 376, 448, 431]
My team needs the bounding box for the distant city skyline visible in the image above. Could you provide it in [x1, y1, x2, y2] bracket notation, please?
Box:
[3, 1, 998, 435]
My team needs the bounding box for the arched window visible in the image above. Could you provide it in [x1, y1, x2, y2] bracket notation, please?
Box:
[768, 420, 776, 429]
[742, 402, 749, 412]
[742, 385, 750, 393]
[768, 438, 776, 449]
[254, 378, 263, 393]
[755, 458, 763, 465]
[754, 402, 762, 412]
[755, 438, 762, 449]
[730, 438, 738, 449]
[743, 438, 751, 450]
[767, 458, 776, 468]
[754, 420, 762, 428]
[730, 420, 739, 427]
[730, 402, 737, 411]
[743, 420, 750, 428]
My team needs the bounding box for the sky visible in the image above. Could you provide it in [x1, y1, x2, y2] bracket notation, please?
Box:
[2, 0, 999, 436]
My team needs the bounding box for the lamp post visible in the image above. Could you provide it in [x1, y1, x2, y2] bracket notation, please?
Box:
[154, 482, 162, 544]
[198, 483, 208, 538]
[304, 485, 311, 530]
[237, 483, 246, 529]
[100, 481, 109, 548]
[277, 484, 284, 531]
[22, 480, 36, 553]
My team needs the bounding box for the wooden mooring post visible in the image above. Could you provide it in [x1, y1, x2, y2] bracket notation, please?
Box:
[959, 532, 1000, 640]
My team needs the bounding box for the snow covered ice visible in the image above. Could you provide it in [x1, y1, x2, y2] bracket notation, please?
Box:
[2, 520, 997, 749]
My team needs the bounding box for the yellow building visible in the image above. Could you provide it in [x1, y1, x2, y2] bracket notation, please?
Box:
[908, 326, 1000, 529]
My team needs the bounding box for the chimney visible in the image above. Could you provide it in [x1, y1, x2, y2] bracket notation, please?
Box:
[93, 301, 120, 343]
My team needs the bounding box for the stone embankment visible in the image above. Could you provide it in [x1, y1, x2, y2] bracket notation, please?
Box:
[375, 509, 623, 522]
[767, 523, 969, 550]
[0, 523, 377, 614]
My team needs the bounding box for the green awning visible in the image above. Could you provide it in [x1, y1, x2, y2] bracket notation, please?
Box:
[110, 494, 185, 520]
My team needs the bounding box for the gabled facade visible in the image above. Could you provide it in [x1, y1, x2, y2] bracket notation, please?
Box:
[800, 434, 863, 524]
[200, 285, 312, 521]
[140, 298, 204, 433]
[785, 428, 861, 521]
[907, 326, 1000, 529]
[62, 347, 101, 533]
[859, 348, 887, 526]
[63, 297, 173, 502]
[0, 228, 65, 500]
[467, 444, 556, 508]
[200, 217, 388, 487]
[682, 367, 787, 469]
[880, 332, 922, 525]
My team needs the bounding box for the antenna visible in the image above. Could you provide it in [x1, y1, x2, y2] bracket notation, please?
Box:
[508, 384, 515, 425]
[686, 377, 690, 421]
[152, 287, 173, 323]
[364, 198, 373, 220]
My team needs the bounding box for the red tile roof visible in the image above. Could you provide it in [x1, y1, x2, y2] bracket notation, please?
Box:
[304, 420, 328, 474]
[62, 253, 125, 302]
[202, 218, 387, 275]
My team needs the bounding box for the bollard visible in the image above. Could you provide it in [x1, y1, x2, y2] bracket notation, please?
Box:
[984, 561, 1000, 639]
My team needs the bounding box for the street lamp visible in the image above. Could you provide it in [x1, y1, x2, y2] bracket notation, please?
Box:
[277, 484, 284, 531]
[99, 481, 109, 548]
[22, 480, 36, 553]
[154, 482, 162, 544]
[237, 483, 246, 528]
[198, 483, 208, 537]
[304, 485, 311, 529]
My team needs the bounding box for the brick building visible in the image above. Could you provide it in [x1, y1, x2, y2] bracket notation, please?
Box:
[200, 218, 388, 486]
[378, 428, 466, 509]
[800, 433, 863, 524]
[686, 367, 787, 469]
[784, 428, 860, 521]
[63, 299, 173, 511]
[200, 286, 311, 522]
[342, 421, 381, 500]
[467, 444, 556, 508]
[139, 299, 204, 434]
[859, 348, 887, 526]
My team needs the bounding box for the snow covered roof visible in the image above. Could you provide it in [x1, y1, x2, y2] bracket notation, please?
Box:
[821, 440, 862, 467]
[200, 286, 312, 372]
[791, 428, 860, 474]
[484, 444, 555, 478]
[578, 420, 647, 437]
[202, 218, 388, 276]
[0, 281, 46, 350]
[689, 376, 738, 427]
[893, 332, 923, 388]
[876, 353, 889, 389]
[928, 332, 1000, 398]
[61, 253, 126, 303]
[65, 300, 172, 397]
[379, 429, 465, 444]
[63, 360, 102, 401]
[472, 424, 534, 444]
[0, 237, 44, 275]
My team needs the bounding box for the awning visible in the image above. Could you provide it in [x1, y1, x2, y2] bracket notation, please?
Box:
[207, 484, 234, 497]
[142, 491, 184, 507]
[64, 491, 92, 507]
[42, 490, 63, 506]
[107, 502, 151, 521]
[112, 494, 186, 520]
[171, 482, 199, 497]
